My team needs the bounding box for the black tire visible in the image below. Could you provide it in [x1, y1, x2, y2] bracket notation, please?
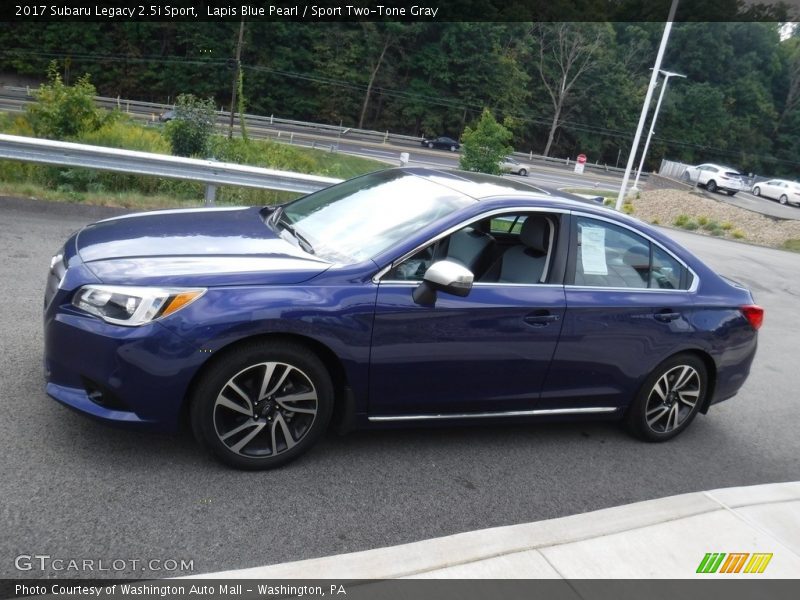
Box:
[427, 142, 434, 149]
[753, 186, 761, 196]
[682, 171, 691, 181]
[190, 341, 333, 470]
[706, 180, 717, 193]
[450, 145, 457, 152]
[726, 191, 737, 196]
[519, 168, 528, 177]
[626, 353, 708, 442]
[780, 194, 788, 205]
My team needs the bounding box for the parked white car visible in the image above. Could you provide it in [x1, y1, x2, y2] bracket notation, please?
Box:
[682, 163, 745, 196]
[751, 179, 800, 206]
[500, 156, 532, 177]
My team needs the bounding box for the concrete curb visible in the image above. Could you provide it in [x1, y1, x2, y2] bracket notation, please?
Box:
[188, 482, 800, 579]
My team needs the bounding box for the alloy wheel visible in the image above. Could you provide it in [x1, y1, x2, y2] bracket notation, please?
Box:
[644, 365, 701, 434]
[213, 361, 318, 458]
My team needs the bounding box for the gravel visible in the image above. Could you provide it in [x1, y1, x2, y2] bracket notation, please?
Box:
[631, 189, 800, 248]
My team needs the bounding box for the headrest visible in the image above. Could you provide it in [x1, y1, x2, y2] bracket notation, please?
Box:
[520, 216, 550, 253]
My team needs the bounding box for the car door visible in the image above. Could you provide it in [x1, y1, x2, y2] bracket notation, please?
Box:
[762, 180, 779, 199]
[368, 210, 568, 418]
[540, 213, 697, 412]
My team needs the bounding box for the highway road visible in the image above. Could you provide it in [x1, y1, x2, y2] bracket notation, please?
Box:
[1, 197, 798, 579]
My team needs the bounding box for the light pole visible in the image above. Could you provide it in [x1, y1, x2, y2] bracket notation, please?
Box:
[615, 0, 679, 211]
[632, 69, 686, 190]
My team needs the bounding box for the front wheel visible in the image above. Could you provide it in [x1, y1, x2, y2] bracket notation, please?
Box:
[191, 341, 333, 470]
[706, 180, 717, 193]
[427, 142, 434, 149]
[626, 353, 707, 442]
[780, 194, 788, 205]
[450, 145, 457, 152]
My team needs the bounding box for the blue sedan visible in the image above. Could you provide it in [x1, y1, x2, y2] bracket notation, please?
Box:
[43, 168, 763, 469]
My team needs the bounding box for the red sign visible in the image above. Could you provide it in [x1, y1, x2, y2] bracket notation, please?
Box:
[577, 154, 587, 164]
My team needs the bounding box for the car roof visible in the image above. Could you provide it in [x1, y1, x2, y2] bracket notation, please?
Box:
[701, 163, 740, 172]
[399, 167, 602, 206]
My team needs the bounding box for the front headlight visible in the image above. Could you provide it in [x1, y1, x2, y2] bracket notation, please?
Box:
[72, 285, 206, 327]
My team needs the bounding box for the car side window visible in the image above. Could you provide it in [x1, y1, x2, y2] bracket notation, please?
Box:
[569, 217, 692, 290]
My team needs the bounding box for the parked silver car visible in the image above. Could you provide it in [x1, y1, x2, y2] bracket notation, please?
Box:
[752, 179, 800, 206]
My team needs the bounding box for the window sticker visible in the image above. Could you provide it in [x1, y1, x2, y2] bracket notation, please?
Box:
[581, 226, 608, 275]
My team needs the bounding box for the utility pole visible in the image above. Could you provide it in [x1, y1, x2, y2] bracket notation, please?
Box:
[228, 17, 245, 139]
[632, 69, 686, 190]
[615, 0, 679, 211]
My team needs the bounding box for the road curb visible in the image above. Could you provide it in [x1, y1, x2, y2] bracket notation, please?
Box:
[186, 482, 800, 579]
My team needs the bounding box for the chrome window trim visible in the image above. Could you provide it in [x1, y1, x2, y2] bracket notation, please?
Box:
[371, 206, 568, 284]
[368, 406, 618, 422]
[569, 210, 700, 294]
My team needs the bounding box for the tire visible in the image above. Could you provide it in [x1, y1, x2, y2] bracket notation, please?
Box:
[519, 168, 528, 177]
[780, 194, 788, 205]
[450, 145, 457, 152]
[706, 180, 717, 193]
[190, 341, 334, 470]
[753, 186, 761, 196]
[726, 191, 737, 196]
[626, 353, 708, 442]
[682, 171, 691, 181]
[427, 142, 434, 149]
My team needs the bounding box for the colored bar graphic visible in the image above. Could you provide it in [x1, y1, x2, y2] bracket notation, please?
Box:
[697, 553, 726, 573]
[744, 553, 773, 574]
[720, 553, 749, 573]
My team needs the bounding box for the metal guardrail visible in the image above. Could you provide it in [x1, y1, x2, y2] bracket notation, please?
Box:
[0, 133, 342, 205]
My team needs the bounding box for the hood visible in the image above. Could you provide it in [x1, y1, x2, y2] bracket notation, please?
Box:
[75, 206, 331, 287]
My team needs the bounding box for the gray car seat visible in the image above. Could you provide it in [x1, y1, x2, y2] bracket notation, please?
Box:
[445, 227, 496, 277]
[494, 216, 553, 284]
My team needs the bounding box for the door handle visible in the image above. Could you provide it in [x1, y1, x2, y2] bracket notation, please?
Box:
[524, 312, 560, 326]
[654, 310, 681, 323]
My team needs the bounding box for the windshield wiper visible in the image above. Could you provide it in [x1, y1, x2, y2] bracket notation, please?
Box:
[275, 209, 315, 255]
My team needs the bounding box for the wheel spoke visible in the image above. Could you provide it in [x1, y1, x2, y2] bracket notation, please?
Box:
[220, 420, 259, 442]
[647, 405, 669, 427]
[258, 362, 277, 401]
[652, 375, 669, 401]
[271, 412, 297, 453]
[275, 391, 317, 414]
[230, 422, 266, 454]
[678, 390, 699, 408]
[665, 404, 680, 431]
[673, 366, 695, 390]
[226, 380, 253, 408]
[216, 395, 253, 417]
[265, 365, 293, 398]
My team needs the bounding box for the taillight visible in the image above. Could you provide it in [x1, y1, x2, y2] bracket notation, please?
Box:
[740, 305, 764, 330]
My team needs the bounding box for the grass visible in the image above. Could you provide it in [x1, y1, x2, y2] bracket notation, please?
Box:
[783, 239, 800, 252]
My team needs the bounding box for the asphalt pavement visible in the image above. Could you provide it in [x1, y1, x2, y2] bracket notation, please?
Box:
[1, 197, 798, 579]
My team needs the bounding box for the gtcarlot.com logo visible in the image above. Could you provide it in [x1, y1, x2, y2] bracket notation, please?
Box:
[15, 554, 194, 573]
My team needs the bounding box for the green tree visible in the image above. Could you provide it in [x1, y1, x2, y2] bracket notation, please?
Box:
[25, 63, 103, 139]
[164, 94, 216, 157]
[459, 109, 513, 174]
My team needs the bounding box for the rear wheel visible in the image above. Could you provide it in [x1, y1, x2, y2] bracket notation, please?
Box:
[626, 353, 707, 442]
[706, 180, 717, 193]
[191, 341, 333, 469]
[519, 168, 528, 177]
[682, 171, 691, 181]
[753, 186, 761, 196]
[780, 194, 789, 205]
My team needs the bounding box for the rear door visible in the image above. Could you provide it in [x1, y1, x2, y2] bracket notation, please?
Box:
[541, 214, 697, 411]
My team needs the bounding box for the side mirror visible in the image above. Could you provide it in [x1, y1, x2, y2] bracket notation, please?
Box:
[412, 260, 474, 306]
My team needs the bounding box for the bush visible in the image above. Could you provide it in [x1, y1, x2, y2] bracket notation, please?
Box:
[722, 221, 734, 231]
[683, 220, 699, 231]
[164, 94, 216, 157]
[674, 214, 690, 227]
[459, 108, 513, 175]
[25, 62, 103, 140]
[732, 230, 746, 240]
[697, 216, 709, 227]
[80, 116, 170, 154]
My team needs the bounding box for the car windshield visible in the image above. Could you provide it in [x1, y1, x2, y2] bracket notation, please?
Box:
[273, 170, 475, 263]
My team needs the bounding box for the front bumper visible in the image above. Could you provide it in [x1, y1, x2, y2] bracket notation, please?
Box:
[44, 308, 207, 431]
